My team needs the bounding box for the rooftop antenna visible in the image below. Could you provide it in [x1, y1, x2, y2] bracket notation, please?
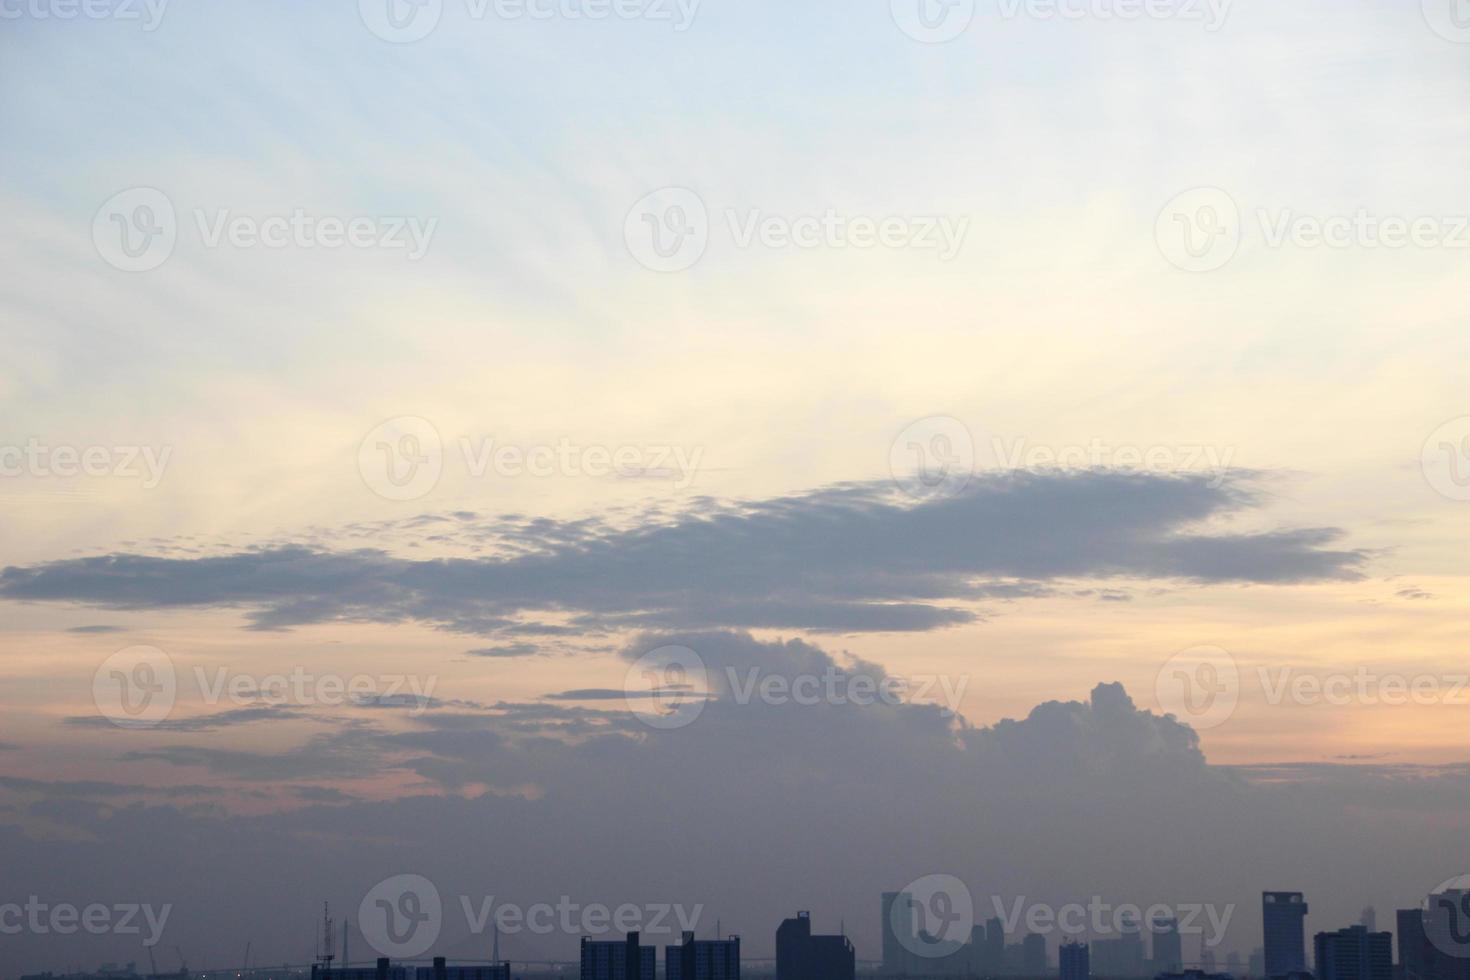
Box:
[342, 920, 350, 969]
[318, 903, 336, 969]
[493, 919, 501, 966]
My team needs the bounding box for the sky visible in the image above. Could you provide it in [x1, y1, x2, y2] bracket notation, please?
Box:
[2, 0, 1469, 976]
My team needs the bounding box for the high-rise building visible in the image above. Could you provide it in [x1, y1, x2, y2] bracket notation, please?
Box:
[777, 912, 855, 980]
[882, 894, 914, 976]
[1314, 926, 1391, 980]
[1400, 896, 1470, 980]
[312, 959, 409, 980]
[987, 919, 1007, 974]
[1151, 916, 1183, 973]
[581, 933, 655, 980]
[666, 932, 739, 980]
[1024, 934, 1048, 976]
[415, 958, 510, 980]
[1060, 941, 1090, 980]
[1263, 893, 1309, 977]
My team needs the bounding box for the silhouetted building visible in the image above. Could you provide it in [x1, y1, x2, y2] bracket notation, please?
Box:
[882, 893, 914, 976]
[1094, 913, 1147, 978]
[412, 959, 510, 980]
[666, 932, 739, 980]
[778, 912, 855, 980]
[1154, 971, 1232, 980]
[986, 918, 1007, 975]
[1025, 934, 1049, 976]
[313, 960, 409, 980]
[1249, 949, 1265, 978]
[1061, 941, 1091, 980]
[1399, 898, 1470, 980]
[1264, 893, 1309, 978]
[582, 933, 655, 980]
[1151, 916, 1183, 973]
[1315, 926, 1391, 980]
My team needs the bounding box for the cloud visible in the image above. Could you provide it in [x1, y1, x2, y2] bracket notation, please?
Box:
[3, 631, 1464, 975]
[0, 472, 1365, 637]
[466, 643, 544, 658]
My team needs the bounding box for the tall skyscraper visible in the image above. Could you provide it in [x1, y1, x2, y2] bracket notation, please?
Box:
[1263, 893, 1309, 977]
[1024, 934, 1048, 976]
[581, 933, 655, 980]
[1060, 941, 1090, 980]
[1314, 925, 1391, 980]
[666, 932, 739, 980]
[777, 912, 856, 980]
[1151, 916, 1183, 972]
[1401, 894, 1470, 980]
[882, 893, 914, 976]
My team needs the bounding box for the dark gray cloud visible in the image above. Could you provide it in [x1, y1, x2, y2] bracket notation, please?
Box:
[466, 642, 544, 658]
[4, 631, 1463, 978]
[0, 472, 1364, 636]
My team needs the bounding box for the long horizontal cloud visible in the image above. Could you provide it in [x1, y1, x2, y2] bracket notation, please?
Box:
[0, 471, 1365, 635]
